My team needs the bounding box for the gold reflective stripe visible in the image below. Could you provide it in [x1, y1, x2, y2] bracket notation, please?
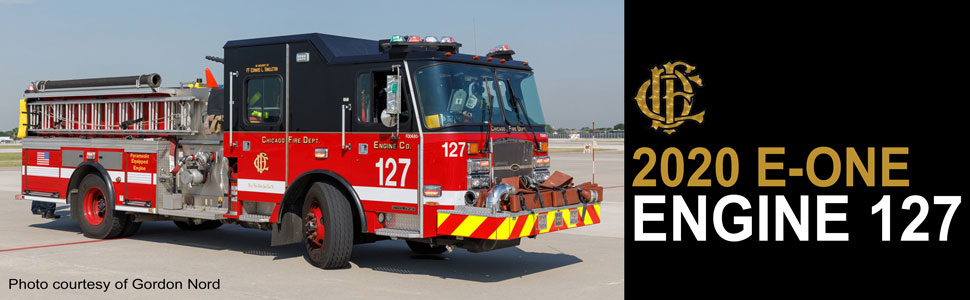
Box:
[437, 213, 449, 227]
[435, 204, 603, 240]
[495, 217, 514, 240]
[519, 215, 535, 237]
[451, 215, 486, 237]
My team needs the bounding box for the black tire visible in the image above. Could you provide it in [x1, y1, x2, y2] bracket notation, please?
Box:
[202, 221, 223, 230]
[406, 241, 447, 255]
[302, 182, 353, 269]
[173, 220, 223, 231]
[75, 174, 127, 239]
[118, 214, 142, 237]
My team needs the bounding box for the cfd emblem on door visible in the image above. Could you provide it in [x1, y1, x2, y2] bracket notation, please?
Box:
[254, 152, 269, 174]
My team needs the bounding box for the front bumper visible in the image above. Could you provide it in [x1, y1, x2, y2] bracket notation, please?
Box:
[435, 203, 601, 240]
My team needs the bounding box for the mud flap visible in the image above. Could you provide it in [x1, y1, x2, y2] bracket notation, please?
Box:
[69, 188, 81, 222]
[271, 211, 303, 246]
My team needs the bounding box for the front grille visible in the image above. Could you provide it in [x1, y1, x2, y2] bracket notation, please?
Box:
[491, 139, 533, 181]
[494, 167, 534, 182]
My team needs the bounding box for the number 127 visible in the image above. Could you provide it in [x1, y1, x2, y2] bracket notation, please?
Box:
[871, 195, 960, 241]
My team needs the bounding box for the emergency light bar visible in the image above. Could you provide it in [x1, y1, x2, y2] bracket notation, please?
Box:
[486, 45, 515, 60]
[379, 35, 462, 54]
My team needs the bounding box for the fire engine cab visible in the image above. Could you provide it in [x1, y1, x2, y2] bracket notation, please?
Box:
[16, 33, 602, 269]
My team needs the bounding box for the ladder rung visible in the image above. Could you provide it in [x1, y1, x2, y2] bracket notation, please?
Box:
[26, 97, 198, 135]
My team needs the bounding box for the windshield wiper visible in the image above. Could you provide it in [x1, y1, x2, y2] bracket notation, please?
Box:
[506, 78, 541, 151]
[482, 76, 494, 153]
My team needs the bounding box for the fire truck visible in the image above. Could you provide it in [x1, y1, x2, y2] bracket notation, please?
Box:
[15, 33, 602, 269]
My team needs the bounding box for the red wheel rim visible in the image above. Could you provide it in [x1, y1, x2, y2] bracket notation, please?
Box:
[83, 187, 106, 226]
[305, 202, 325, 247]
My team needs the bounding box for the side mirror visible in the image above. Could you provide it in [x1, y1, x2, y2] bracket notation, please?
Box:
[380, 109, 397, 127]
[385, 75, 401, 114]
[381, 75, 402, 128]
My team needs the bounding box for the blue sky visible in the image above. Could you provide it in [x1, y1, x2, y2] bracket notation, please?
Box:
[0, 0, 622, 130]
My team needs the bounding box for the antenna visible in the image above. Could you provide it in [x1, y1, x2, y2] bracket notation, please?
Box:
[473, 16, 478, 54]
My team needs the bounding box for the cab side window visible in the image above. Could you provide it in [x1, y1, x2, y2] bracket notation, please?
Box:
[355, 71, 410, 126]
[356, 73, 374, 123]
[246, 77, 282, 124]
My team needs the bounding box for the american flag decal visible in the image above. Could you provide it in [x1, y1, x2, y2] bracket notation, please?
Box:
[37, 152, 50, 166]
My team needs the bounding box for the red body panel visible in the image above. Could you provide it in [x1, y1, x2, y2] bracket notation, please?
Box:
[22, 128, 551, 238]
[22, 149, 65, 197]
[422, 131, 548, 191]
[124, 152, 157, 206]
[22, 147, 157, 209]
[225, 131, 420, 225]
[222, 130, 547, 235]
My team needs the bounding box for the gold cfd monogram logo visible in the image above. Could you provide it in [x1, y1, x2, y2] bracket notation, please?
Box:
[254, 152, 269, 174]
[635, 61, 705, 134]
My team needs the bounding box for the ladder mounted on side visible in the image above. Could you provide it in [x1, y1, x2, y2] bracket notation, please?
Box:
[26, 96, 200, 136]
[21, 73, 207, 137]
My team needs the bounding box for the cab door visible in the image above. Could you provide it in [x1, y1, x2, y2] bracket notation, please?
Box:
[348, 67, 421, 229]
[227, 43, 288, 204]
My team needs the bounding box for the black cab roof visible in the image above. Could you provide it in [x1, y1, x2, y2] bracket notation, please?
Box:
[224, 33, 531, 70]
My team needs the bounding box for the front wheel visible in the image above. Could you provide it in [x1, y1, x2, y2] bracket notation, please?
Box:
[302, 182, 353, 269]
[75, 174, 127, 239]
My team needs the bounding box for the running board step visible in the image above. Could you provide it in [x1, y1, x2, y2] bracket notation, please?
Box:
[156, 208, 224, 220]
[375, 228, 421, 238]
[238, 214, 271, 222]
[16, 195, 67, 204]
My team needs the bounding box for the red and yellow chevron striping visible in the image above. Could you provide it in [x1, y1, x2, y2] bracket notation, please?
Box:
[436, 204, 601, 240]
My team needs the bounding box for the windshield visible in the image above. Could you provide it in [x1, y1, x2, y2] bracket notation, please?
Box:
[496, 69, 546, 125]
[414, 63, 545, 129]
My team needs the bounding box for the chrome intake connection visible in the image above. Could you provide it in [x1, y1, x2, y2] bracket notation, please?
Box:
[486, 183, 516, 213]
[464, 190, 480, 206]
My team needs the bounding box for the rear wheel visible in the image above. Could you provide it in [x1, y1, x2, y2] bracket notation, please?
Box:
[302, 182, 353, 269]
[75, 174, 127, 239]
[406, 241, 447, 255]
[119, 214, 141, 237]
[173, 220, 223, 231]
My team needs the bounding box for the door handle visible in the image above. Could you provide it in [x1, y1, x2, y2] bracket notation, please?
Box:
[341, 98, 351, 150]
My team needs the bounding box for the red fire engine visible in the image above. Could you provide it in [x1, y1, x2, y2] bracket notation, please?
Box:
[16, 33, 602, 269]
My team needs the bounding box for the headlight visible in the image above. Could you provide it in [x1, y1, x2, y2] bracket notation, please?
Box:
[533, 155, 551, 169]
[467, 174, 490, 189]
[533, 170, 551, 183]
[467, 158, 490, 174]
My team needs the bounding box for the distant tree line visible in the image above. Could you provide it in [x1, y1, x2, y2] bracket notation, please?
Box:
[544, 123, 623, 134]
[1, 127, 19, 139]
